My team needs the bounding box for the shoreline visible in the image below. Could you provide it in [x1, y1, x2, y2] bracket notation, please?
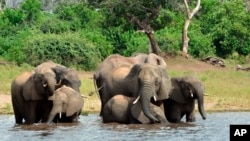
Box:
[1, 94, 250, 115]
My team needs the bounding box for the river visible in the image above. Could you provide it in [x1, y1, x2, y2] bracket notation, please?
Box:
[0, 112, 250, 141]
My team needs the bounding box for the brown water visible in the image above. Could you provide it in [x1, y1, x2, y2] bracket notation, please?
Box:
[1, 112, 250, 141]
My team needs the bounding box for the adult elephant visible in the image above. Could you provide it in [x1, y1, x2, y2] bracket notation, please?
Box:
[11, 69, 59, 124]
[101, 64, 172, 123]
[94, 53, 166, 93]
[163, 75, 206, 123]
[93, 53, 167, 115]
[47, 85, 84, 123]
[103, 95, 167, 124]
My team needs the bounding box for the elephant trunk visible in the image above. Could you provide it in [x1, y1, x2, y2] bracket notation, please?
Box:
[197, 93, 206, 120]
[47, 114, 56, 123]
[140, 82, 159, 123]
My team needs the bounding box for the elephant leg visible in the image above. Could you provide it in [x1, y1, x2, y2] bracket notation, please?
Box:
[24, 101, 38, 124]
[13, 105, 24, 124]
[41, 101, 53, 122]
[14, 114, 23, 124]
[186, 110, 196, 122]
[164, 100, 182, 123]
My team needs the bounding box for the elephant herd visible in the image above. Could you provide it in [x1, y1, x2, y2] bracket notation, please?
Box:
[11, 53, 206, 125]
[11, 61, 83, 124]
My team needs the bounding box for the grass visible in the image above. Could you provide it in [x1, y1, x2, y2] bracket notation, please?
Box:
[1, 56, 250, 114]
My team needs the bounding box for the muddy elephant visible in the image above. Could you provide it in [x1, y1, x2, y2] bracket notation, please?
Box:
[93, 53, 167, 115]
[11, 61, 81, 124]
[47, 85, 84, 123]
[101, 64, 172, 123]
[163, 75, 206, 123]
[103, 95, 167, 124]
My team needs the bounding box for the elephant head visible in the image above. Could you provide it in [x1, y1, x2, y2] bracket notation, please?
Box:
[145, 53, 167, 67]
[23, 69, 60, 101]
[47, 85, 84, 123]
[170, 75, 206, 120]
[127, 64, 172, 123]
[51, 66, 81, 92]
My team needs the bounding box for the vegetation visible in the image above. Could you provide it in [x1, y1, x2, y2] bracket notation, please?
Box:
[0, 0, 250, 70]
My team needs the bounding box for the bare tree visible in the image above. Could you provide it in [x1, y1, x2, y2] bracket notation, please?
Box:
[182, 0, 201, 56]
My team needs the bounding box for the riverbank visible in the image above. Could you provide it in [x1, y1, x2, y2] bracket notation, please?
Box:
[1, 56, 250, 114]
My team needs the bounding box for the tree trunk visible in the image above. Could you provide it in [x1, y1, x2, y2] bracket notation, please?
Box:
[146, 33, 161, 55]
[182, 19, 190, 54]
[182, 0, 201, 55]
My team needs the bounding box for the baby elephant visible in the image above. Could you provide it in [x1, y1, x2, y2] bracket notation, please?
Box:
[103, 95, 167, 124]
[47, 85, 84, 123]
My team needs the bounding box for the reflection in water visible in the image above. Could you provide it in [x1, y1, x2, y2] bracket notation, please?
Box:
[0, 112, 250, 141]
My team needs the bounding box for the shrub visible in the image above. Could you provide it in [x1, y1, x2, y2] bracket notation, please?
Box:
[24, 32, 102, 70]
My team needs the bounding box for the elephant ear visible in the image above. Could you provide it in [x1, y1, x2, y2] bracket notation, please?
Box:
[66, 92, 84, 117]
[130, 102, 151, 124]
[51, 66, 68, 85]
[169, 78, 187, 104]
[125, 64, 142, 96]
[156, 66, 172, 100]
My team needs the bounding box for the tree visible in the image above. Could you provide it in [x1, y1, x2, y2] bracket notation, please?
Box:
[100, 0, 168, 55]
[182, 0, 201, 56]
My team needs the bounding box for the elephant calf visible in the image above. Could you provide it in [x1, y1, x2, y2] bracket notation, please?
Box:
[163, 75, 206, 123]
[47, 85, 84, 123]
[103, 95, 168, 124]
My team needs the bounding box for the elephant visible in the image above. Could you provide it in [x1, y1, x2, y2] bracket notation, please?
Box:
[93, 53, 167, 115]
[101, 63, 172, 123]
[103, 95, 167, 124]
[11, 70, 58, 124]
[11, 61, 81, 124]
[47, 85, 84, 123]
[35, 61, 82, 122]
[163, 75, 206, 123]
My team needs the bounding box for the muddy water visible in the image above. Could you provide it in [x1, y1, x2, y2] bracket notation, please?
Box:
[1, 112, 250, 141]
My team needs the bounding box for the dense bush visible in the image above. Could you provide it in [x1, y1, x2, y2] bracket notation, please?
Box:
[24, 32, 102, 70]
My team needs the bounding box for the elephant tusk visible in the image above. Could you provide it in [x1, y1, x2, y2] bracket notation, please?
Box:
[43, 83, 47, 87]
[59, 112, 62, 119]
[153, 95, 157, 102]
[89, 85, 104, 96]
[133, 96, 140, 104]
[190, 90, 194, 97]
[204, 93, 209, 96]
[81, 94, 88, 98]
[55, 79, 62, 86]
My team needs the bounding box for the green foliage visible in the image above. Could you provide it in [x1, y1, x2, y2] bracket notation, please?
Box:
[79, 29, 114, 58]
[2, 8, 25, 25]
[1, 0, 250, 68]
[200, 0, 250, 58]
[20, 0, 42, 23]
[24, 32, 102, 70]
[156, 27, 182, 54]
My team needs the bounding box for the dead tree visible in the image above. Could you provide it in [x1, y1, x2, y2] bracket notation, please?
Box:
[182, 0, 201, 56]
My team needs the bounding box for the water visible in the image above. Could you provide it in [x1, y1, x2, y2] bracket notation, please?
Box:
[0, 112, 249, 141]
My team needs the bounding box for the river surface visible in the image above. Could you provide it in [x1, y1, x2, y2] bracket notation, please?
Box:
[0, 112, 249, 141]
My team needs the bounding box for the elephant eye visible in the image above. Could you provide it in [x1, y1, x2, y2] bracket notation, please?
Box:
[155, 78, 159, 85]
